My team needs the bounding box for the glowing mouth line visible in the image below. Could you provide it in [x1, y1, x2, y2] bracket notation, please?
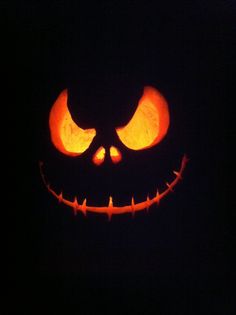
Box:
[39, 155, 188, 219]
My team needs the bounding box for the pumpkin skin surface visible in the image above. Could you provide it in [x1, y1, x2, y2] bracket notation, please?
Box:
[40, 84, 188, 219]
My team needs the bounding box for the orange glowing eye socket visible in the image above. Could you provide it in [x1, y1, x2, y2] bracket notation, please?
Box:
[49, 89, 96, 157]
[110, 146, 122, 164]
[116, 86, 170, 150]
[92, 146, 106, 165]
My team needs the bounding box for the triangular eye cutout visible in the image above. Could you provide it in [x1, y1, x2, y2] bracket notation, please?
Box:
[49, 89, 96, 156]
[116, 86, 170, 150]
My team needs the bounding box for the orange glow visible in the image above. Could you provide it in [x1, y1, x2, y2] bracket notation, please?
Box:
[49, 89, 96, 156]
[92, 146, 106, 165]
[116, 86, 170, 150]
[110, 146, 122, 163]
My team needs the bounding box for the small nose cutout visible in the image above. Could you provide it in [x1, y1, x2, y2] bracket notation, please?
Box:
[110, 146, 122, 164]
[92, 146, 106, 165]
[92, 146, 122, 166]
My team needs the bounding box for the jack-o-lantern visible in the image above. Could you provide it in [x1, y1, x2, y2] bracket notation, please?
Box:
[40, 85, 188, 220]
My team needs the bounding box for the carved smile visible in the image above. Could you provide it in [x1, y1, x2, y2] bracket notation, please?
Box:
[40, 155, 188, 219]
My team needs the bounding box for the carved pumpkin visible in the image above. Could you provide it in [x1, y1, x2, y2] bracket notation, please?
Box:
[40, 85, 188, 219]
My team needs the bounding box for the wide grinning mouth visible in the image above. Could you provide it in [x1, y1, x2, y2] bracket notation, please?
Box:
[39, 155, 188, 220]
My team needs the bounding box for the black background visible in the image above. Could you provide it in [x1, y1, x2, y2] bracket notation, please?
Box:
[5, 0, 234, 313]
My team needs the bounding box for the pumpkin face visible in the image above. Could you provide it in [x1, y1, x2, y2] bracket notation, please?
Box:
[40, 85, 188, 219]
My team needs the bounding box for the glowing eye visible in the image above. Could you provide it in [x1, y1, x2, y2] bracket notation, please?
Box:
[49, 89, 96, 156]
[116, 86, 170, 150]
[92, 146, 106, 165]
[110, 146, 122, 164]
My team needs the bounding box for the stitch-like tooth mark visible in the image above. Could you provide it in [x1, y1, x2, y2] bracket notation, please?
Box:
[81, 198, 87, 216]
[166, 182, 174, 192]
[156, 189, 160, 205]
[173, 170, 182, 179]
[108, 196, 113, 208]
[146, 195, 151, 212]
[72, 196, 79, 215]
[131, 197, 135, 217]
[58, 191, 63, 203]
[107, 196, 113, 221]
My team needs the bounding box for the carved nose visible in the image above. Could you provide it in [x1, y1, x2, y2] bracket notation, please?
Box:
[92, 146, 122, 166]
[109, 146, 122, 164]
[92, 146, 106, 166]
